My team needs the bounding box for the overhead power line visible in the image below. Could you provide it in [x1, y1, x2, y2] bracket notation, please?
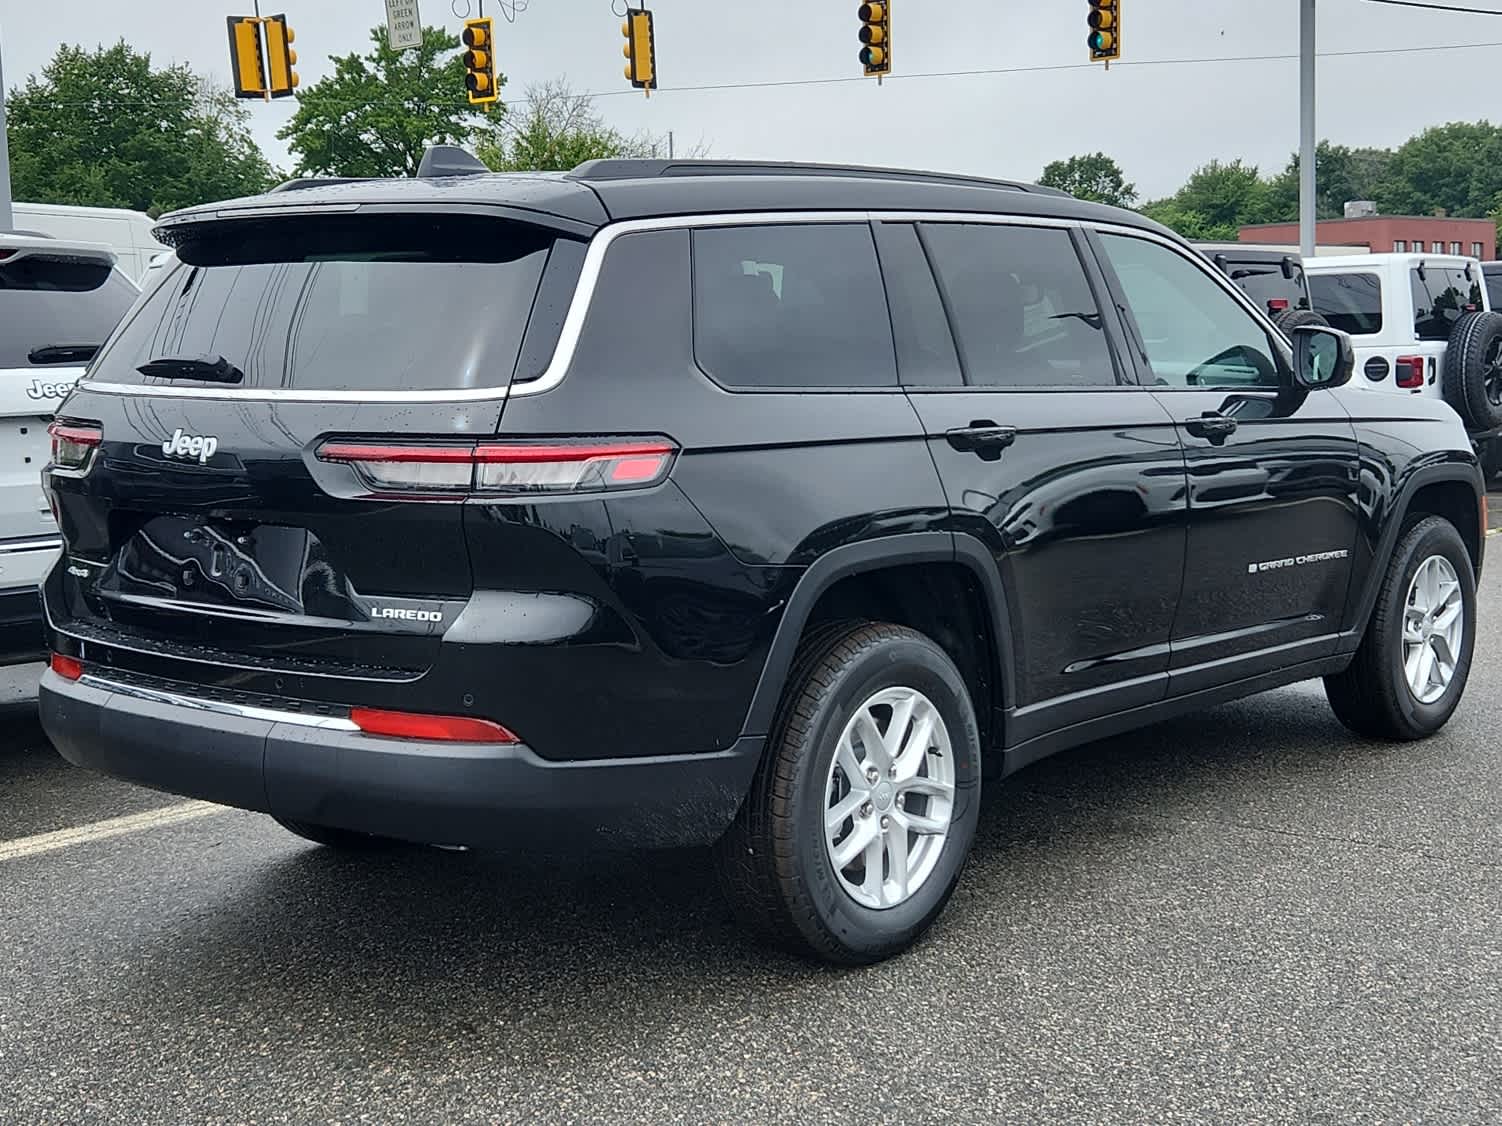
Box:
[1359, 0, 1502, 14]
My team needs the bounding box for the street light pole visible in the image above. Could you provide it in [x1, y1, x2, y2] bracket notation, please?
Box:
[1299, 0, 1316, 257]
[0, 25, 14, 232]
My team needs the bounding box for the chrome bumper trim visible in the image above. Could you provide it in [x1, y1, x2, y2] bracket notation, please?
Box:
[74, 673, 359, 731]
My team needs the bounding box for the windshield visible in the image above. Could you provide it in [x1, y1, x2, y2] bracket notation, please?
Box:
[0, 255, 138, 369]
[88, 214, 561, 392]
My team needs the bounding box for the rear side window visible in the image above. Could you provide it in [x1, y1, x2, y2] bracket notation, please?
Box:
[1411, 266, 1482, 341]
[1486, 269, 1502, 312]
[1310, 272, 1383, 336]
[692, 224, 897, 389]
[88, 215, 561, 392]
[920, 223, 1115, 388]
[0, 256, 137, 369]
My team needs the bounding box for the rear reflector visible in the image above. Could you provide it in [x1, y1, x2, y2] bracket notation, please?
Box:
[318, 438, 677, 497]
[48, 421, 102, 471]
[50, 653, 84, 681]
[1396, 356, 1425, 389]
[350, 707, 520, 744]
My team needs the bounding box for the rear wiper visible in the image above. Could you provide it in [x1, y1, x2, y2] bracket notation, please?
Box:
[136, 355, 245, 384]
[28, 343, 101, 365]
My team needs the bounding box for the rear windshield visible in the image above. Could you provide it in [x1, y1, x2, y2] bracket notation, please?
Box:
[1309, 272, 1383, 336]
[1221, 258, 1310, 314]
[1411, 266, 1483, 341]
[1486, 268, 1502, 312]
[0, 255, 138, 369]
[88, 215, 561, 392]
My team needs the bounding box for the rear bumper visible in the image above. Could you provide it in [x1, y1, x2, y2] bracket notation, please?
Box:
[0, 586, 45, 665]
[39, 670, 763, 850]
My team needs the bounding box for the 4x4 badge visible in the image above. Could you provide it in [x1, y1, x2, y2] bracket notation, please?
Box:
[161, 428, 219, 464]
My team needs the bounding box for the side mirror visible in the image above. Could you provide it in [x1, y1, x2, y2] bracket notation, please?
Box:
[1289, 324, 1355, 391]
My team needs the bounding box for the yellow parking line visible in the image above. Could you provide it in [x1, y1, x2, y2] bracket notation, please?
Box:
[0, 801, 228, 863]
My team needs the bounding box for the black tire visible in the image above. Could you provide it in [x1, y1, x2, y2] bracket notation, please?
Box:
[1478, 436, 1502, 483]
[271, 816, 403, 850]
[714, 621, 982, 965]
[1443, 310, 1502, 431]
[1324, 516, 1476, 741]
[1272, 307, 1329, 336]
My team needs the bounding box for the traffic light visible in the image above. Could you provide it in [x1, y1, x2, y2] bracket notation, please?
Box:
[1088, 0, 1120, 63]
[264, 15, 299, 98]
[227, 16, 266, 99]
[622, 8, 657, 93]
[463, 17, 499, 105]
[859, 3, 890, 78]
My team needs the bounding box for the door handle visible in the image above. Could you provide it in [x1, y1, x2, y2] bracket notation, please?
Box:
[1183, 412, 1238, 443]
[946, 423, 1019, 457]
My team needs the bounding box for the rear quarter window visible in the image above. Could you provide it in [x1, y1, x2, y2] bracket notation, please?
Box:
[691, 223, 897, 390]
[87, 214, 567, 392]
[1310, 272, 1383, 336]
[1411, 267, 1483, 341]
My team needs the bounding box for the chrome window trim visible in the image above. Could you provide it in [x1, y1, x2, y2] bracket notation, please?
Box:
[0, 537, 63, 555]
[74, 209, 1280, 404]
[75, 672, 360, 731]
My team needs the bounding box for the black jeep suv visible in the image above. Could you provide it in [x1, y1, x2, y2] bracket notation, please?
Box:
[40, 154, 1485, 964]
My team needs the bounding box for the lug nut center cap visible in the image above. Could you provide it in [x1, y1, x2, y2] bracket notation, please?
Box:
[872, 782, 895, 811]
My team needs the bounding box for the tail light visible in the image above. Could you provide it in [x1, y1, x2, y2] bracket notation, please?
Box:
[317, 438, 678, 499]
[49, 653, 84, 681]
[350, 707, 519, 744]
[48, 421, 102, 472]
[1267, 298, 1290, 313]
[1396, 356, 1425, 389]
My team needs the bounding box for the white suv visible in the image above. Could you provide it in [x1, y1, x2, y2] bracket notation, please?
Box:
[1307, 253, 1502, 474]
[0, 233, 137, 663]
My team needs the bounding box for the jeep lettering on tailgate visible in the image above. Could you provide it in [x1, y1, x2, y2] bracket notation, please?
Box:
[161, 428, 219, 464]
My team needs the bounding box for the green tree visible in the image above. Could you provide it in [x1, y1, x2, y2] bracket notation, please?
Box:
[476, 79, 704, 172]
[7, 42, 277, 214]
[278, 26, 497, 178]
[1037, 152, 1137, 207]
[1374, 121, 1502, 220]
[1140, 159, 1276, 240]
[1265, 142, 1395, 221]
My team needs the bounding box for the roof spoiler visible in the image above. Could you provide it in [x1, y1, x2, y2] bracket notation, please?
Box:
[416, 145, 490, 179]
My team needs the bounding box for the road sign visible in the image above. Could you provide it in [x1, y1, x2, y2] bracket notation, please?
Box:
[386, 0, 423, 51]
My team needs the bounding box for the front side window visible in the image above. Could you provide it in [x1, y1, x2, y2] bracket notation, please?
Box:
[1098, 233, 1281, 390]
[1310, 272, 1384, 336]
[1411, 266, 1483, 340]
[692, 224, 896, 389]
[920, 223, 1115, 388]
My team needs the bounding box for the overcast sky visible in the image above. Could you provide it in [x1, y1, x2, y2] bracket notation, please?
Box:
[4, 0, 1502, 200]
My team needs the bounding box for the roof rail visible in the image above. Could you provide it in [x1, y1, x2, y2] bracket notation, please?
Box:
[566, 158, 1068, 196]
[268, 177, 373, 193]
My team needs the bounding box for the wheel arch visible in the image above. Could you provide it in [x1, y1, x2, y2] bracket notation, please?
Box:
[738, 532, 1016, 743]
[1345, 461, 1485, 649]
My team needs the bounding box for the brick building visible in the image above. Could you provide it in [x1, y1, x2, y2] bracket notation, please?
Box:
[1239, 216, 1495, 260]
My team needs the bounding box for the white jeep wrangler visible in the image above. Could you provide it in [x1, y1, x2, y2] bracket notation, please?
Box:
[1307, 253, 1502, 476]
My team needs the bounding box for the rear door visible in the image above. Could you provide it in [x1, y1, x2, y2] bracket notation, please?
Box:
[46, 211, 583, 702]
[1093, 230, 1360, 692]
[0, 249, 136, 593]
[881, 220, 1188, 742]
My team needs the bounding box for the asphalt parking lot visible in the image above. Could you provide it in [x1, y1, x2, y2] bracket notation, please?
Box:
[3, 568, 1500, 1124]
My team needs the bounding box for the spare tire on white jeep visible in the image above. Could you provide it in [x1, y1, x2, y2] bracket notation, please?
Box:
[1272, 307, 1330, 336]
[1442, 310, 1502, 432]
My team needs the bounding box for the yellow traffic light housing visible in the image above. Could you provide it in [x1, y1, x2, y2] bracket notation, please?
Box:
[227, 16, 266, 99]
[859, 2, 890, 78]
[622, 8, 657, 94]
[463, 17, 499, 105]
[1088, 0, 1120, 63]
[264, 15, 299, 98]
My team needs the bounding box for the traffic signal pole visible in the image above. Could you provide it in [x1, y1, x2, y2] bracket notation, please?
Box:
[1299, 0, 1316, 257]
[0, 26, 14, 232]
